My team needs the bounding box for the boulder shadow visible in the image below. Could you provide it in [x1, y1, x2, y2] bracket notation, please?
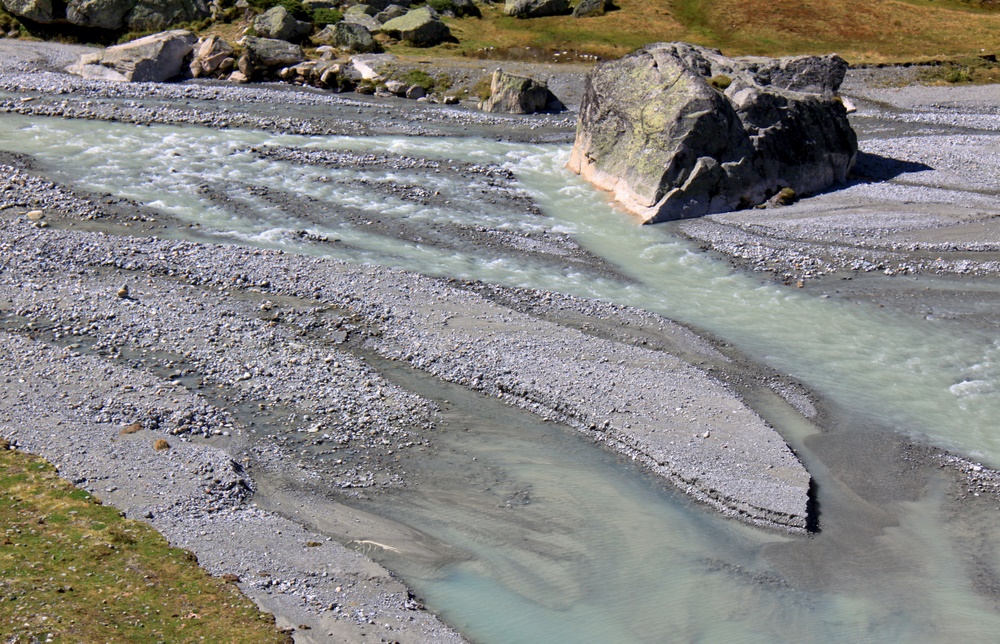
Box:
[851, 151, 933, 183]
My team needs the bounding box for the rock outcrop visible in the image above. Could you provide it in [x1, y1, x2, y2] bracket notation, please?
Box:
[503, 0, 567, 18]
[567, 42, 857, 223]
[378, 6, 450, 47]
[66, 29, 196, 82]
[478, 69, 562, 114]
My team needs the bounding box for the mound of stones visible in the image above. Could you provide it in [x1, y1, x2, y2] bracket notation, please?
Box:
[567, 42, 858, 223]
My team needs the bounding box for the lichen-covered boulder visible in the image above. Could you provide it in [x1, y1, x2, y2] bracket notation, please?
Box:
[378, 6, 450, 47]
[124, 0, 209, 31]
[315, 21, 380, 52]
[571, 0, 610, 17]
[66, 0, 132, 29]
[567, 42, 857, 223]
[66, 29, 196, 82]
[503, 0, 566, 18]
[374, 3, 406, 22]
[342, 11, 380, 32]
[253, 5, 311, 41]
[478, 69, 560, 114]
[1, 0, 51, 22]
[241, 35, 305, 67]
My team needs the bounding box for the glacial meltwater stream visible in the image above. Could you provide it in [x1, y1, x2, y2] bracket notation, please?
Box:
[6, 113, 1000, 641]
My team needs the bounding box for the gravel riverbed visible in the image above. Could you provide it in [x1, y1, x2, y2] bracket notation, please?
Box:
[3, 38, 1000, 641]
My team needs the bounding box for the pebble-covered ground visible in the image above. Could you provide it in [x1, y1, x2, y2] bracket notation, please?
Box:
[0, 39, 822, 642]
[5, 38, 1000, 641]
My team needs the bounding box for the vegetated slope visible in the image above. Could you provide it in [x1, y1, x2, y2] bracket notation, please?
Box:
[443, 0, 1000, 62]
[0, 444, 291, 643]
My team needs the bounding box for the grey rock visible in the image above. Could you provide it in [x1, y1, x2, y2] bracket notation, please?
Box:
[342, 11, 380, 32]
[405, 84, 425, 99]
[571, 0, 609, 17]
[503, 0, 566, 18]
[344, 3, 377, 16]
[253, 5, 311, 42]
[567, 42, 857, 223]
[189, 34, 234, 77]
[384, 78, 406, 95]
[66, 0, 133, 29]
[125, 0, 210, 31]
[374, 3, 405, 22]
[242, 35, 305, 68]
[316, 21, 380, 53]
[478, 68, 557, 114]
[378, 6, 450, 47]
[349, 52, 395, 80]
[66, 29, 197, 82]
[1, 0, 52, 22]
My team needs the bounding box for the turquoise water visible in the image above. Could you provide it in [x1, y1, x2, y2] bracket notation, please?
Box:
[4, 113, 1000, 641]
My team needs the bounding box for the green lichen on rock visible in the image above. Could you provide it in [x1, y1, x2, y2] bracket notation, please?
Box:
[568, 42, 856, 223]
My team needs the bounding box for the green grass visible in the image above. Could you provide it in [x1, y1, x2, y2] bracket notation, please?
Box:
[0, 443, 292, 643]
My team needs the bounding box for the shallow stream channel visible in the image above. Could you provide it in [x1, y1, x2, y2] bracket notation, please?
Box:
[6, 110, 1000, 641]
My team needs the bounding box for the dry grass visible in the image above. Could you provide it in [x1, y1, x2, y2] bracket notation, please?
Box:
[0, 445, 291, 643]
[404, 0, 1000, 63]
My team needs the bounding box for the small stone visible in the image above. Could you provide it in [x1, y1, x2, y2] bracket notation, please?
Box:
[26, 210, 44, 221]
[117, 284, 129, 298]
[120, 422, 142, 435]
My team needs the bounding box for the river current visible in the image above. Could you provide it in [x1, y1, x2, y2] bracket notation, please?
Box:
[5, 113, 1000, 641]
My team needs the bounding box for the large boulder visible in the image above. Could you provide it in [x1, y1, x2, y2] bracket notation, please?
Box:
[478, 69, 561, 114]
[503, 0, 566, 18]
[315, 21, 380, 53]
[66, 0, 132, 29]
[253, 5, 311, 41]
[572, 0, 610, 17]
[342, 11, 380, 32]
[124, 0, 210, 31]
[567, 42, 857, 223]
[241, 35, 305, 67]
[66, 29, 196, 82]
[378, 6, 450, 47]
[1, 0, 50, 22]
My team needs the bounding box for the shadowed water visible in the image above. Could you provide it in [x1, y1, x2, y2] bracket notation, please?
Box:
[4, 113, 1000, 641]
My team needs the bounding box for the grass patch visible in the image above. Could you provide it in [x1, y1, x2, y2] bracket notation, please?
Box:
[311, 7, 343, 25]
[917, 56, 1000, 83]
[0, 446, 291, 643]
[376, 0, 1000, 64]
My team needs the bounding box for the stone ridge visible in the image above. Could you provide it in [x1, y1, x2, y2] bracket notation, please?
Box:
[567, 42, 858, 224]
